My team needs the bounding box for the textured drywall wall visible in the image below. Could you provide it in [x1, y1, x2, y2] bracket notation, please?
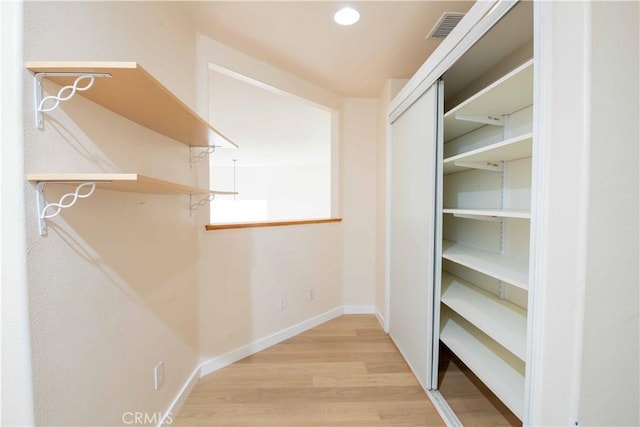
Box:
[579, 2, 639, 425]
[341, 99, 378, 307]
[1, 1, 34, 425]
[23, 2, 200, 425]
[197, 223, 344, 358]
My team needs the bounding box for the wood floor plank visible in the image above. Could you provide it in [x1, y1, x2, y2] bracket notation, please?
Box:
[313, 372, 419, 387]
[182, 386, 430, 405]
[365, 362, 413, 374]
[376, 401, 446, 426]
[235, 351, 406, 364]
[175, 402, 381, 426]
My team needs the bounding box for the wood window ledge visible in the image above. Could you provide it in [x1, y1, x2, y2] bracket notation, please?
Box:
[205, 217, 342, 231]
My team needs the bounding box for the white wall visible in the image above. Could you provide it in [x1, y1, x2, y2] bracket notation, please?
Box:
[1, 1, 34, 425]
[579, 2, 639, 425]
[531, 1, 639, 425]
[22, 2, 200, 425]
[197, 223, 343, 359]
[341, 99, 378, 307]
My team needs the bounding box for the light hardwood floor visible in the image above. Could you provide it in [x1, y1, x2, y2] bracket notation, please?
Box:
[174, 315, 444, 427]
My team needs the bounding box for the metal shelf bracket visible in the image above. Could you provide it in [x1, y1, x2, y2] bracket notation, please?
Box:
[189, 145, 219, 168]
[36, 181, 97, 235]
[190, 193, 215, 212]
[34, 72, 111, 128]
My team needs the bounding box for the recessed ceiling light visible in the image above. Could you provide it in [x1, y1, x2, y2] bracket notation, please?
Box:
[334, 7, 360, 26]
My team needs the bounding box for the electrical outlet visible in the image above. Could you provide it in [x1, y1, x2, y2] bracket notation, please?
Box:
[279, 297, 287, 311]
[154, 362, 164, 390]
[309, 288, 315, 301]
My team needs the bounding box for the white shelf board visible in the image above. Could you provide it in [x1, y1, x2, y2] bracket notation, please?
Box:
[440, 308, 525, 420]
[442, 240, 529, 289]
[443, 133, 533, 174]
[27, 173, 236, 196]
[441, 272, 527, 360]
[443, 208, 531, 219]
[444, 60, 533, 141]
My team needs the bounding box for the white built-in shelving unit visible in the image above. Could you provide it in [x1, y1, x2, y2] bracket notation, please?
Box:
[25, 62, 238, 235]
[438, 53, 534, 420]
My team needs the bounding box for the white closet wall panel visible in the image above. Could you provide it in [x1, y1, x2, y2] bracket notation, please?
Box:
[388, 84, 439, 388]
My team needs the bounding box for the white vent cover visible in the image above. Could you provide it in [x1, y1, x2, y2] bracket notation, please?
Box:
[427, 12, 465, 39]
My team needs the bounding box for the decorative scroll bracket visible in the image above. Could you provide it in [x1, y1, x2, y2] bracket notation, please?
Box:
[34, 72, 111, 129]
[36, 181, 98, 236]
[189, 145, 218, 169]
[454, 160, 504, 172]
[190, 193, 215, 213]
[455, 114, 505, 127]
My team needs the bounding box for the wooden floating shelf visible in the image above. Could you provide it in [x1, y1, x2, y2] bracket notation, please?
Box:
[443, 133, 533, 174]
[444, 60, 534, 141]
[442, 240, 529, 289]
[26, 173, 235, 196]
[26, 61, 238, 148]
[441, 272, 527, 360]
[443, 208, 531, 219]
[440, 307, 525, 420]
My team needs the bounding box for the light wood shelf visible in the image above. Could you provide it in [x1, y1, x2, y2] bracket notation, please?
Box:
[440, 307, 525, 420]
[444, 60, 533, 141]
[26, 61, 238, 148]
[443, 208, 531, 219]
[27, 173, 236, 195]
[443, 133, 533, 174]
[441, 272, 527, 360]
[442, 240, 529, 289]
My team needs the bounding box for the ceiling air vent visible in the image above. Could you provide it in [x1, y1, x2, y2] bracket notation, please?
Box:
[427, 12, 465, 39]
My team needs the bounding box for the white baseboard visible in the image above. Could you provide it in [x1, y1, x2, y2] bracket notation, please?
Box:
[200, 306, 344, 377]
[374, 306, 386, 330]
[161, 304, 378, 423]
[343, 304, 375, 314]
[158, 363, 201, 427]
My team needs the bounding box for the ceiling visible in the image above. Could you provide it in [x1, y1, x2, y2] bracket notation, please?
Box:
[184, 1, 475, 98]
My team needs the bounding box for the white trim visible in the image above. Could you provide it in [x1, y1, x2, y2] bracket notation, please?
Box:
[342, 305, 375, 314]
[157, 364, 201, 427]
[426, 390, 463, 427]
[384, 119, 392, 334]
[374, 306, 385, 330]
[199, 307, 344, 377]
